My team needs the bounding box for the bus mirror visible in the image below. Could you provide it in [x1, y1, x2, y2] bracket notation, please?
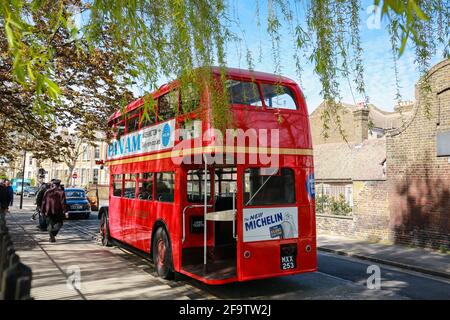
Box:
[260, 167, 279, 176]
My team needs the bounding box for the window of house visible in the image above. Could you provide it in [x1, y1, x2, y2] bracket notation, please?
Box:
[243, 168, 296, 206]
[261, 84, 297, 110]
[124, 173, 137, 199]
[112, 174, 123, 197]
[28, 157, 33, 165]
[226, 80, 263, 107]
[94, 146, 100, 159]
[93, 169, 99, 183]
[156, 172, 175, 202]
[187, 169, 211, 203]
[158, 91, 179, 121]
[82, 145, 89, 161]
[138, 172, 154, 200]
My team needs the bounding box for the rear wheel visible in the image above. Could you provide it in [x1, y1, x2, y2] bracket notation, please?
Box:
[152, 227, 174, 279]
[99, 213, 111, 246]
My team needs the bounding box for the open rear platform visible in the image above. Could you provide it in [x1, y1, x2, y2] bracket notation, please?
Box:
[182, 259, 236, 280]
[182, 245, 236, 280]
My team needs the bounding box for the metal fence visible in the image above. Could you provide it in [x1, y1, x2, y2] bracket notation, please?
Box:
[0, 211, 33, 300]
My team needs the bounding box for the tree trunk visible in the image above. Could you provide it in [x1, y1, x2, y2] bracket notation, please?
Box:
[66, 164, 75, 187]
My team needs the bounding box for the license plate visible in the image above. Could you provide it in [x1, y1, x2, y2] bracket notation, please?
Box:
[72, 205, 82, 210]
[280, 244, 297, 270]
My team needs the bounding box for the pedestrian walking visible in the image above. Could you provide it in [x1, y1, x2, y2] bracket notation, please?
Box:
[5, 180, 14, 212]
[34, 181, 52, 230]
[0, 180, 9, 215]
[41, 179, 68, 243]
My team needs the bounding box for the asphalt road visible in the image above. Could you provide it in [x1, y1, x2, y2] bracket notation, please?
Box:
[13, 196, 450, 300]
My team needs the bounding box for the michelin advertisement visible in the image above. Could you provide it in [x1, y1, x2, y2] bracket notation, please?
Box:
[243, 207, 298, 242]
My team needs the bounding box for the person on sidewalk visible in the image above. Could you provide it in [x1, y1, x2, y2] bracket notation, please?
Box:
[5, 180, 14, 212]
[41, 179, 68, 243]
[34, 181, 52, 231]
[0, 180, 9, 215]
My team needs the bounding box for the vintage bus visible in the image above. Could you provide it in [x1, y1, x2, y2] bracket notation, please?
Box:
[100, 67, 316, 284]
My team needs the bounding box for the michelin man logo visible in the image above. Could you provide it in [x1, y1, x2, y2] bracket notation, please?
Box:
[280, 212, 297, 239]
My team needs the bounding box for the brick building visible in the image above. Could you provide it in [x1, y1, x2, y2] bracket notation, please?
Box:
[310, 101, 413, 145]
[314, 138, 390, 241]
[386, 59, 450, 249]
[311, 100, 409, 241]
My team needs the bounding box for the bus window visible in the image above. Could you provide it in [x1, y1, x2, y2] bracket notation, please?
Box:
[214, 167, 237, 212]
[187, 170, 211, 203]
[138, 173, 154, 200]
[261, 84, 298, 110]
[124, 174, 137, 199]
[226, 80, 263, 107]
[180, 84, 200, 114]
[156, 172, 175, 202]
[115, 121, 125, 139]
[126, 115, 140, 133]
[243, 168, 296, 206]
[158, 90, 179, 121]
[112, 174, 123, 197]
[140, 109, 156, 128]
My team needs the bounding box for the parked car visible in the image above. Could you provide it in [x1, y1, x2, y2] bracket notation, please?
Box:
[64, 188, 91, 219]
[86, 189, 99, 211]
[23, 186, 39, 197]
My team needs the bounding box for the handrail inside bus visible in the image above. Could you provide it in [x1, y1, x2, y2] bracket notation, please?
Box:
[182, 204, 212, 244]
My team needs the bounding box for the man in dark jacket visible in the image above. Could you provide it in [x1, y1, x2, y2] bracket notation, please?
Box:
[41, 180, 68, 242]
[0, 180, 9, 214]
[5, 180, 14, 210]
[35, 181, 52, 230]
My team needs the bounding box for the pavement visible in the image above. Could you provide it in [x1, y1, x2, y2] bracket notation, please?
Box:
[4, 197, 449, 300]
[317, 234, 450, 279]
[4, 203, 213, 300]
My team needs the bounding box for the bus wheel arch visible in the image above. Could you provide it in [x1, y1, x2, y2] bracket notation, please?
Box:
[151, 220, 174, 279]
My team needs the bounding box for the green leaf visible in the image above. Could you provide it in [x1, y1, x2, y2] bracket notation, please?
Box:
[399, 32, 408, 56]
[44, 78, 61, 98]
[5, 22, 16, 48]
[409, 0, 429, 21]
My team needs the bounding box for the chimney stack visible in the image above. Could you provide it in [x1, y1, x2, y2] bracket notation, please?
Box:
[353, 107, 370, 144]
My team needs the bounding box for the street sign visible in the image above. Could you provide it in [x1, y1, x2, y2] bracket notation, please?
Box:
[72, 173, 78, 179]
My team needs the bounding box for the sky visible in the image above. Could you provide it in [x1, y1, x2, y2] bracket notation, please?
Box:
[221, 0, 447, 114]
[74, 1, 447, 115]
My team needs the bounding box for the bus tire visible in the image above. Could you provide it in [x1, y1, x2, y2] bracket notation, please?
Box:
[100, 212, 111, 247]
[152, 227, 174, 279]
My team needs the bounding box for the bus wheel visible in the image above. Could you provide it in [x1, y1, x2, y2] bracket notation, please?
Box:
[100, 213, 111, 247]
[152, 227, 174, 279]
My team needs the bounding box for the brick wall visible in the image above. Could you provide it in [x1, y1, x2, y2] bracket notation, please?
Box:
[352, 180, 390, 241]
[386, 59, 450, 249]
[316, 180, 391, 241]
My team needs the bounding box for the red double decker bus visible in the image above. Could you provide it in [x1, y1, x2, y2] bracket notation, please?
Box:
[100, 67, 316, 284]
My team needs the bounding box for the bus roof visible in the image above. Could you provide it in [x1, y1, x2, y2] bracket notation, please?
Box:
[108, 67, 298, 124]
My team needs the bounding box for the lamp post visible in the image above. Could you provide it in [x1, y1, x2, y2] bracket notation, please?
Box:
[20, 150, 26, 209]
